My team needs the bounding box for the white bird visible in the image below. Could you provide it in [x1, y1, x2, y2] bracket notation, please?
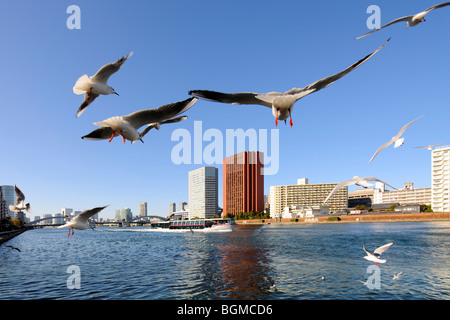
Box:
[82, 97, 197, 144]
[356, 2, 450, 39]
[363, 242, 394, 265]
[368, 115, 423, 164]
[58, 206, 108, 237]
[393, 272, 403, 280]
[73, 52, 133, 117]
[189, 39, 389, 127]
[324, 176, 397, 203]
[8, 185, 31, 212]
[414, 144, 443, 151]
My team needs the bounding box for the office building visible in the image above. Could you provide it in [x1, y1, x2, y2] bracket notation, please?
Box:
[432, 145, 450, 212]
[223, 151, 264, 217]
[140, 202, 147, 217]
[270, 178, 347, 217]
[179, 201, 187, 211]
[188, 166, 218, 219]
[0, 185, 15, 218]
[61, 208, 73, 217]
[169, 202, 176, 215]
[115, 208, 133, 221]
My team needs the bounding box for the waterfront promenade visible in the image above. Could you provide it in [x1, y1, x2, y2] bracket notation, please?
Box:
[0, 229, 28, 245]
[235, 212, 450, 225]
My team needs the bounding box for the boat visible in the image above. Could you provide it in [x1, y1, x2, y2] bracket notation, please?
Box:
[150, 218, 236, 232]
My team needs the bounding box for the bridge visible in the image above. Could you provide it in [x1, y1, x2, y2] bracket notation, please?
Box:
[25, 215, 167, 228]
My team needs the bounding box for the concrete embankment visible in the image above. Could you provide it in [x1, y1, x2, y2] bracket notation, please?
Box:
[0, 229, 27, 245]
[234, 212, 450, 225]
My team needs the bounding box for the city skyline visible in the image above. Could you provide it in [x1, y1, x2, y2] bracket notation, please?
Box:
[1, 1, 449, 219]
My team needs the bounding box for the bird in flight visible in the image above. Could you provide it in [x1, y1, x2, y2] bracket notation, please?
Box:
[73, 52, 133, 117]
[356, 2, 450, 39]
[190, 39, 390, 127]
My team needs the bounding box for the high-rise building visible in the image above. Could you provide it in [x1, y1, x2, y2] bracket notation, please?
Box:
[223, 151, 264, 217]
[61, 208, 73, 217]
[188, 166, 218, 219]
[270, 178, 347, 217]
[179, 201, 187, 211]
[169, 202, 176, 215]
[140, 202, 148, 217]
[1, 185, 15, 218]
[432, 145, 450, 212]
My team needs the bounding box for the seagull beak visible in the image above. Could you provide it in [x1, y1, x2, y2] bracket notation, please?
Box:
[114, 92, 119, 96]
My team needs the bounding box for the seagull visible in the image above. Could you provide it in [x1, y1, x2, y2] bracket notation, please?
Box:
[5, 245, 21, 252]
[189, 39, 390, 127]
[393, 272, 403, 280]
[73, 52, 133, 117]
[8, 185, 31, 212]
[414, 144, 443, 151]
[324, 176, 397, 203]
[82, 97, 197, 144]
[357, 2, 450, 39]
[368, 115, 423, 164]
[363, 242, 394, 266]
[58, 206, 108, 237]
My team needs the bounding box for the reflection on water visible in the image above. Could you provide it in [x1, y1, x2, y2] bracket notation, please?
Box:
[0, 221, 449, 299]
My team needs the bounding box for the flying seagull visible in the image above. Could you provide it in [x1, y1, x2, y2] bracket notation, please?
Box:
[368, 115, 423, 164]
[393, 272, 403, 280]
[8, 185, 30, 212]
[82, 97, 197, 144]
[324, 176, 397, 203]
[189, 39, 390, 127]
[73, 52, 133, 117]
[363, 242, 394, 265]
[58, 206, 108, 237]
[357, 2, 450, 39]
[414, 144, 443, 150]
[5, 245, 21, 252]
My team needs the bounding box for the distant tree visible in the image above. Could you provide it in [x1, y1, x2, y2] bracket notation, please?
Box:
[389, 204, 398, 212]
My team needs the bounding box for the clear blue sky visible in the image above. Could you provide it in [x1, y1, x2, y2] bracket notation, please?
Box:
[1, 0, 449, 219]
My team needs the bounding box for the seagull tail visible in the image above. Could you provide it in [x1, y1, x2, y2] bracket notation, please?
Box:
[73, 74, 91, 94]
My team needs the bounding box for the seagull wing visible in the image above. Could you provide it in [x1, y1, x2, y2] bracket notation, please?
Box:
[396, 115, 423, 138]
[90, 52, 133, 83]
[76, 93, 100, 118]
[324, 179, 355, 203]
[374, 242, 394, 256]
[73, 206, 108, 224]
[356, 16, 413, 39]
[424, 2, 450, 13]
[138, 115, 188, 140]
[363, 244, 374, 257]
[285, 39, 390, 100]
[125, 97, 197, 129]
[14, 185, 25, 205]
[368, 139, 394, 164]
[364, 177, 398, 190]
[189, 90, 273, 107]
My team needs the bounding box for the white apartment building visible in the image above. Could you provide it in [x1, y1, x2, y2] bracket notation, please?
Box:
[270, 178, 347, 217]
[374, 182, 431, 206]
[432, 146, 450, 212]
[188, 166, 218, 219]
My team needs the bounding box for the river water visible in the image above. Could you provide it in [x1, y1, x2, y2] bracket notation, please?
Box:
[1, 221, 449, 300]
